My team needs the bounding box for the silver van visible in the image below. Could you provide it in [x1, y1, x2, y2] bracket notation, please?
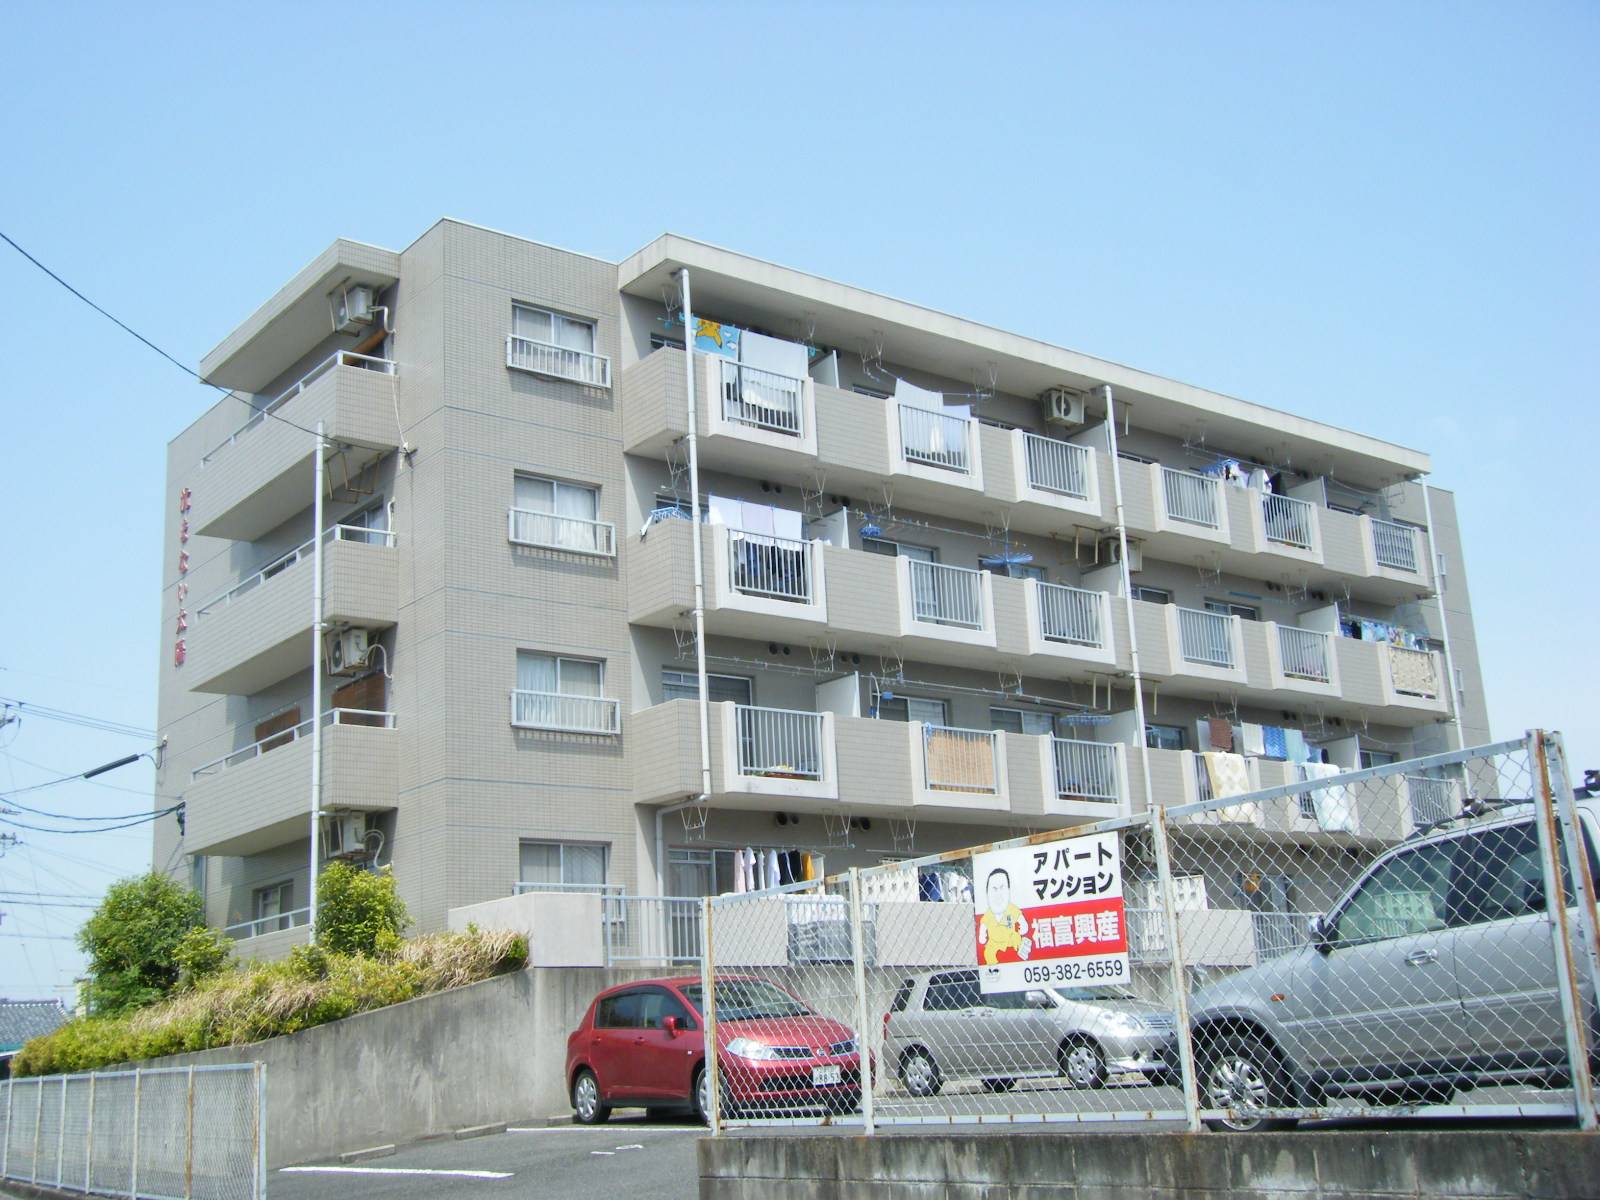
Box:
[883, 968, 1174, 1095]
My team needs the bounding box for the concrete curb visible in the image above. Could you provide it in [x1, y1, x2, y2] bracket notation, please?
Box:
[339, 1143, 397, 1162]
[453, 1122, 508, 1140]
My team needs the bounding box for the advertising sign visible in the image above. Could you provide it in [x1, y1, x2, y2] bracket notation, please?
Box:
[972, 830, 1129, 994]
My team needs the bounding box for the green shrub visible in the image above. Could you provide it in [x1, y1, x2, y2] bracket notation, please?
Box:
[314, 863, 410, 956]
[173, 926, 234, 990]
[78, 873, 206, 1015]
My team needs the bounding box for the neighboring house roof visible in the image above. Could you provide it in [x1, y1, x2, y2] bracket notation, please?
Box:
[0, 1000, 68, 1053]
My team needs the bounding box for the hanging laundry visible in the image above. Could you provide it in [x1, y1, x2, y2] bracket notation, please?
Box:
[1207, 718, 1235, 752]
[1299, 762, 1357, 833]
[1202, 751, 1253, 799]
[801, 852, 815, 882]
[1239, 723, 1267, 757]
[694, 319, 740, 358]
[919, 869, 944, 902]
[766, 849, 781, 891]
[733, 850, 747, 895]
[1262, 725, 1288, 760]
[1284, 728, 1309, 764]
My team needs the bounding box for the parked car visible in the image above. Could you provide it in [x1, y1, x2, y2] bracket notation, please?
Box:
[881, 967, 1175, 1096]
[565, 975, 864, 1124]
[1182, 798, 1600, 1131]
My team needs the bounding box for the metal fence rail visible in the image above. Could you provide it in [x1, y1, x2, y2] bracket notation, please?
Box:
[0, 1064, 265, 1200]
[728, 531, 813, 603]
[1372, 518, 1419, 571]
[1037, 583, 1103, 647]
[898, 405, 971, 473]
[1023, 434, 1091, 499]
[1162, 467, 1221, 528]
[720, 361, 805, 436]
[909, 560, 985, 629]
[1177, 606, 1234, 668]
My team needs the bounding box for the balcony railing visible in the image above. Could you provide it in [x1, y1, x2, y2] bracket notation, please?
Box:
[1162, 467, 1221, 528]
[736, 706, 824, 781]
[1389, 646, 1439, 699]
[922, 725, 999, 793]
[1262, 493, 1315, 549]
[1277, 626, 1332, 683]
[506, 334, 611, 388]
[1023, 433, 1091, 499]
[1177, 606, 1234, 668]
[719, 360, 804, 436]
[201, 351, 398, 465]
[1037, 582, 1103, 647]
[510, 690, 621, 735]
[604, 896, 704, 965]
[225, 906, 310, 940]
[508, 508, 617, 556]
[195, 525, 396, 616]
[1052, 739, 1120, 804]
[909, 560, 985, 629]
[1372, 518, 1419, 571]
[728, 530, 813, 603]
[190, 709, 396, 780]
[898, 404, 972, 473]
[1406, 775, 1458, 827]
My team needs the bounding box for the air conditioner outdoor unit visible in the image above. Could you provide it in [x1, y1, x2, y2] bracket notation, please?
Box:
[1040, 387, 1087, 427]
[325, 628, 370, 675]
[1099, 537, 1143, 571]
[321, 813, 368, 859]
[330, 284, 377, 334]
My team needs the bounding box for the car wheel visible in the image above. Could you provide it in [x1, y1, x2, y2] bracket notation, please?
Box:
[1198, 1033, 1296, 1132]
[980, 1077, 1016, 1093]
[1059, 1038, 1107, 1089]
[572, 1069, 610, 1125]
[899, 1046, 942, 1098]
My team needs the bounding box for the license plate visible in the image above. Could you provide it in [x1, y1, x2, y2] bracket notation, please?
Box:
[811, 1064, 842, 1086]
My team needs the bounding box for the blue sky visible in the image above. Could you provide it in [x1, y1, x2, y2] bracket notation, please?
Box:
[0, 2, 1594, 1001]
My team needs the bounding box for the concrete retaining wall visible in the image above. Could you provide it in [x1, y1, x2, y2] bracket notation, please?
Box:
[699, 1130, 1598, 1199]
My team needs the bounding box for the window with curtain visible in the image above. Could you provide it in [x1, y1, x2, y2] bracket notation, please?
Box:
[518, 839, 609, 889]
[877, 696, 948, 725]
[989, 707, 1056, 735]
[514, 652, 612, 732]
[513, 474, 604, 552]
[661, 670, 752, 706]
[513, 304, 595, 354]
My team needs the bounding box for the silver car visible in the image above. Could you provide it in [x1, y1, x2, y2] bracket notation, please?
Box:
[883, 968, 1174, 1095]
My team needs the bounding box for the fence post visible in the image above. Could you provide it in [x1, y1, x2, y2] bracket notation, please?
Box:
[2, 1076, 11, 1179]
[699, 898, 721, 1136]
[255, 1063, 267, 1200]
[85, 1073, 95, 1193]
[129, 1068, 141, 1200]
[847, 869, 875, 1135]
[55, 1077, 65, 1187]
[30, 1078, 41, 1185]
[1532, 730, 1599, 1129]
[1148, 806, 1202, 1132]
[185, 1065, 195, 1199]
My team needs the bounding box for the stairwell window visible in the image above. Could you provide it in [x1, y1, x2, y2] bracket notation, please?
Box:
[511, 474, 612, 555]
[513, 652, 619, 734]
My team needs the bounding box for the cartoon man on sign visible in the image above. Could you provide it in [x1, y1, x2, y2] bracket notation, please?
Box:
[978, 868, 1032, 964]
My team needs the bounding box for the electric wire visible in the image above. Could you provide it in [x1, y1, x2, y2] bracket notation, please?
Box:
[0, 697, 154, 740]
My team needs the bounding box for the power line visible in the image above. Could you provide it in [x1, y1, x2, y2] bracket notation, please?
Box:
[0, 806, 181, 835]
[0, 697, 153, 741]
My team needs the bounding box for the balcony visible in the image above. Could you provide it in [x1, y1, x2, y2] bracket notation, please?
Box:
[1334, 638, 1448, 717]
[184, 526, 397, 695]
[1173, 606, 1243, 679]
[506, 334, 611, 388]
[1161, 467, 1223, 530]
[631, 700, 839, 808]
[185, 709, 397, 857]
[1371, 518, 1420, 573]
[1018, 580, 1118, 669]
[192, 353, 400, 542]
[1263, 624, 1340, 697]
[907, 560, 984, 629]
[1050, 739, 1128, 817]
[510, 690, 621, 735]
[1261, 493, 1316, 552]
[508, 508, 617, 557]
[719, 360, 806, 437]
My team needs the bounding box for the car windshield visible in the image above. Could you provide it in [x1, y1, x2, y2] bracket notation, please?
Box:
[680, 979, 812, 1021]
[1051, 986, 1138, 1003]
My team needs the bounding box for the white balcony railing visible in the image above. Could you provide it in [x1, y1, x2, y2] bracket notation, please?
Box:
[736, 706, 825, 781]
[719, 360, 804, 436]
[909, 560, 985, 629]
[510, 690, 621, 735]
[508, 508, 617, 556]
[1037, 582, 1103, 647]
[1406, 775, 1458, 828]
[506, 334, 611, 388]
[1162, 467, 1221, 528]
[1372, 518, 1419, 572]
[225, 906, 311, 940]
[1277, 626, 1332, 683]
[190, 709, 396, 780]
[1177, 606, 1234, 668]
[201, 351, 398, 465]
[1389, 646, 1439, 699]
[195, 525, 396, 617]
[923, 725, 999, 793]
[1023, 433, 1091, 499]
[898, 404, 972, 473]
[728, 530, 813, 603]
[1052, 739, 1120, 804]
[1262, 493, 1315, 549]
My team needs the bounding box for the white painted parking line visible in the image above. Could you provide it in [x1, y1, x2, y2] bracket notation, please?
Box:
[590, 1150, 615, 1157]
[615, 1144, 644, 1150]
[281, 1166, 513, 1180]
[505, 1125, 702, 1134]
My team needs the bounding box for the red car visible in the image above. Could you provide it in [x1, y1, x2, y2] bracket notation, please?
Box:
[565, 975, 864, 1123]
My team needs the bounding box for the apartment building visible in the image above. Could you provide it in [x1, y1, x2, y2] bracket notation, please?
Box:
[152, 220, 1489, 957]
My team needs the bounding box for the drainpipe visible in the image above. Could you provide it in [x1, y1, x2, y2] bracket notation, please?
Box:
[1101, 386, 1156, 814]
[308, 421, 326, 943]
[1420, 480, 1463, 751]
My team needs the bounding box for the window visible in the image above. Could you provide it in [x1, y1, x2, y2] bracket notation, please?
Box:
[852, 384, 891, 400]
[253, 881, 293, 932]
[861, 536, 938, 562]
[519, 839, 609, 889]
[989, 707, 1056, 736]
[889, 979, 916, 1014]
[877, 696, 948, 725]
[652, 493, 706, 521]
[1333, 839, 1462, 945]
[662, 670, 752, 706]
[924, 971, 981, 1011]
[635, 987, 695, 1031]
[513, 652, 615, 733]
[650, 332, 685, 352]
[1360, 749, 1399, 769]
[596, 990, 642, 1029]
[984, 561, 1045, 581]
[513, 303, 595, 354]
[511, 475, 609, 554]
[1118, 451, 1158, 466]
[190, 855, 206, 897]
[1146, 724, 1186, 752]
[1455, 824, 1547, 925]
[1132, 586, 1172, 605]
[338, 501, 389, 543]
[1205, 598, 1260, 621]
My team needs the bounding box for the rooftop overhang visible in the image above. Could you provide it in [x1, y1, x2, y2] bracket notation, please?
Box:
[620, 234, 1431, 490]
[199, 239, 401, 393]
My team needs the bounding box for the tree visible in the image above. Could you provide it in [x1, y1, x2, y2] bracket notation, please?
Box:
[315, 862, 410, 955]
[78, 873, 205, 1015]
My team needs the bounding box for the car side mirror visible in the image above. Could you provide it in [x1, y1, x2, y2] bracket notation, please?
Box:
[663, 1016, 680, 1037]
[1522, 880, 1548, 913]
[1024, 990, 1051, 1009]
[1308, 914, 1334, 954]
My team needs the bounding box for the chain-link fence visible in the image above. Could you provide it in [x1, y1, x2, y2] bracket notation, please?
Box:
[700, 730, 1600, 1134]
[0, 1063, 266, 1199]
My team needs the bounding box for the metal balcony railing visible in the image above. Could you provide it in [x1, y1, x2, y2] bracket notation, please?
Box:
[510, 690, 621, 735]
[735, 706, 825, 781]
[201, 351, 397, 465]
[1277, 625, 1332, 683]
[898, 404, 972, 473]
[1162, 467, 1221, 528]
[719, 360, 804, 436]
[506, 334, 611, 387]
[1262, 493, 1315, 549]
[922, 725, 999, 793]
[1406, 775, 1458, 828]
[909, 560, 985, 629]
[728, 530, 813, 603]
[1051, 739, 1120, 803]
[224, 906, 311, 940]
[1372, 518, 1419, 571]
[190, 709, 396, 780]
[508, 508, 617, 556]
[194, 525, 396, 616]
[1023, 433, 1091, 499]
[1037, 582, 1103, 647]
[1177, 606, 1235, 668]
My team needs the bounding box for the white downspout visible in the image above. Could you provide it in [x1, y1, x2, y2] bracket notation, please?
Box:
[308, 421, 326, 942]
[1420, 480, 1463, 751]
[1101, 386, 1156, 814]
